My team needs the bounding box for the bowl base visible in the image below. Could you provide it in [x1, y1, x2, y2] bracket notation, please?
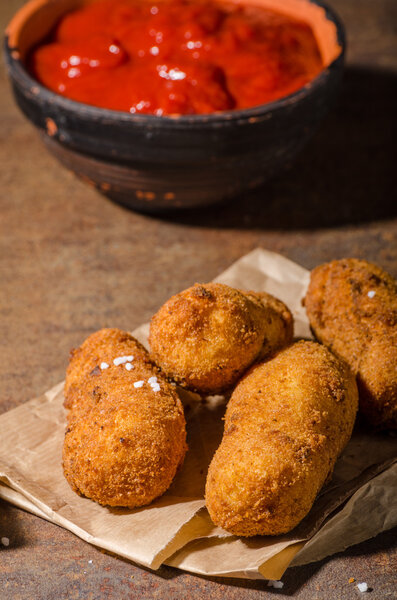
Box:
[42, 135, 265, 212]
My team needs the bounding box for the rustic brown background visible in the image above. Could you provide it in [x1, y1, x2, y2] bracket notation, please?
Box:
[1, 0, 396, 598]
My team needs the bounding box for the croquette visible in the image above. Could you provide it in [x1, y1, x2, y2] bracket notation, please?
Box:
[63, 328, 187, 508]
[304, 258, 397, 429]
[149, 283, 293, 394]
[205, 341, 358, 536]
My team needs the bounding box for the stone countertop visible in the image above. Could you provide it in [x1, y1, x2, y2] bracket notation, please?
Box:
[0, 0, 396, 598]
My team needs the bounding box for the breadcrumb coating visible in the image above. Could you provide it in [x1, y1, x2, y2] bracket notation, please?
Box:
[305, 259, 397, 429]
[63, 328, 187, 508]
[205, 341, 358, 536]
[149, 283, 293, 394]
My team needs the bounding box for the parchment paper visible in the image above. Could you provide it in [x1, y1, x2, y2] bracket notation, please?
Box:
[0, 248, 396, 580]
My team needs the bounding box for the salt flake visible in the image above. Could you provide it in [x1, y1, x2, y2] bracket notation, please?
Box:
[267, 580, 283, 589]
[113, 356, 130, 366]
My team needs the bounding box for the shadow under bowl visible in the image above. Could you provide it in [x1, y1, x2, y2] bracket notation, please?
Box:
[4, 0, 345, 212]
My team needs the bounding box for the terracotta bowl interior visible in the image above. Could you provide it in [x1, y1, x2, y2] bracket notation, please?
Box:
[7, 0, 342, 81]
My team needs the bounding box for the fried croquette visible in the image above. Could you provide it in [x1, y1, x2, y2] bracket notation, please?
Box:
[304, 259, 397, 429]
[205, 341, 358, 536]
[149, 283, 293, 394]
[63, 328, 187, 508]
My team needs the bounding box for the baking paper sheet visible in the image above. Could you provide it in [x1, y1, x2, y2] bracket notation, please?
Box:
[0, 248, 396, 580]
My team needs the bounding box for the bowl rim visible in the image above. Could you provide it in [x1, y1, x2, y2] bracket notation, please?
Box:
[4, 0, 346, 128]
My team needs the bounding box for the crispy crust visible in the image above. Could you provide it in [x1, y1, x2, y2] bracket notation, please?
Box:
[205, 341, 358, 536]
[304, 259, 397, 429]
[64, 328, 153, 416]
[149, 283, 293, 394]
[63, 328, 187, 508]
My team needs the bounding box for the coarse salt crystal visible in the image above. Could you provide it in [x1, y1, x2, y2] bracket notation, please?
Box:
[113, 356, 133, 366]
[367, 290, 376, 298]
[357, 583, 368, 593]
[100, 362, 109, 370]
[125, 363, 134, 371]
[151, 383, 161, 392]
[88, 560, 93, 564]
[1, 537, 10, 546]
[148, 376, 158, 384]
[134, 381, 144, 388]
[267, 580, 283, 589]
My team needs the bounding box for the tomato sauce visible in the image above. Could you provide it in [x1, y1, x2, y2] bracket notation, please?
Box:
[28, 0, 324, 115]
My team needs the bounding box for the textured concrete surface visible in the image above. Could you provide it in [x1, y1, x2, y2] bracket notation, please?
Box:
[0, 0, 396, 598]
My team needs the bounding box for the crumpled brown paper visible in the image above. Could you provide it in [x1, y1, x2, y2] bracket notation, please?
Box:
[0, 248, 396, 580]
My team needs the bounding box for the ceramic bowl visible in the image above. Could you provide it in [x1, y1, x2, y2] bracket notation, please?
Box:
[4, 0, 345, 212]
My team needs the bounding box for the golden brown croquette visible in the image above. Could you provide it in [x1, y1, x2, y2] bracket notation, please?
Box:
[304, 259, 397, 429]
[63, 328, 187, 508]
[205, 341, 358, 536]
[149, 283, 293, 394]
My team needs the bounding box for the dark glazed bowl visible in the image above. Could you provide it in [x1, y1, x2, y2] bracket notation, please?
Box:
[4, 0, 345, 212]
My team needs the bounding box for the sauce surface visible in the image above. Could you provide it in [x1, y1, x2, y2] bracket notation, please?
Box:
[29, 0, 324, 115]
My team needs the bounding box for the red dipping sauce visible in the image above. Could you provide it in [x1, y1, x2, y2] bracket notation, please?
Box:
[29, 0, 324, 115]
